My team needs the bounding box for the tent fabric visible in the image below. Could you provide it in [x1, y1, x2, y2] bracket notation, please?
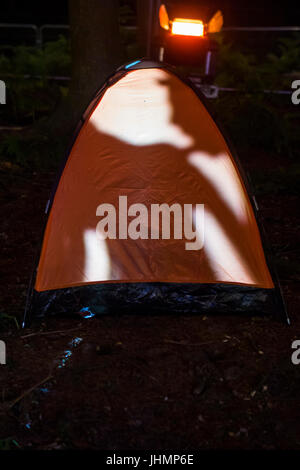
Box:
[35, 67, 273, 293]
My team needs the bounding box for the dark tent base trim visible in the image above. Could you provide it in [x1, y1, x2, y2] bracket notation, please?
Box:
[29, 283, 279, 320]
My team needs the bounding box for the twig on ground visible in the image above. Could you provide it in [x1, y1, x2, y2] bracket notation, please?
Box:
[21, 326, 82, 339]
[0, 372, 53, 415]
[164, 339, 216, 346]
[9, 373, 53, 409]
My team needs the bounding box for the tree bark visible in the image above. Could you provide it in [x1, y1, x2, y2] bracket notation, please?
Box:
[136, 0, 149, 55]
[68, 0, 123, 123]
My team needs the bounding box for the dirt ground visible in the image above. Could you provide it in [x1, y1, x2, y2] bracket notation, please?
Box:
[0, 147, 299, 450]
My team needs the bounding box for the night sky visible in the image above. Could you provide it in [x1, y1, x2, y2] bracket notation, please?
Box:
[2, 0, 299, 26]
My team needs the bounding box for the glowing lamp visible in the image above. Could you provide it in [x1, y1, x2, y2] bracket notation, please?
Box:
[159, 4, 170, 31]
[171, 18, 204, 37]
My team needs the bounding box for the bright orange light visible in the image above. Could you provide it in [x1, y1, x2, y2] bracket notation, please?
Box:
[159, 4, 170, 31]
[171, 18, 204, 37]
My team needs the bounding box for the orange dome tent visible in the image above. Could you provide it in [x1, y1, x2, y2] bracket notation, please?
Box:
[24, 61, 288, 324]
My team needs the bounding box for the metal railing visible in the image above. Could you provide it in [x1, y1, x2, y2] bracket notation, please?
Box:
[39, 24, 70, 46]
[222, 26, 300, 31]
[1, 23, 300, 47]
[0, 23, 70, 47]
[0, 23, 39, 46]
[0, 23, 299, 99]
[189, 80, 293, 99]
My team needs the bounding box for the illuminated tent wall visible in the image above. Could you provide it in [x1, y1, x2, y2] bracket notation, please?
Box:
[26, 60, 287, 322]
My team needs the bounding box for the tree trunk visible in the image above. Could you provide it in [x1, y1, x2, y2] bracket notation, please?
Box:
[137, 0, 149, 55]
[68, 0, 123, 124]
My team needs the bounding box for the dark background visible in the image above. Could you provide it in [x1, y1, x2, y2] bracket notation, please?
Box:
[2, 0, 299, 26]
[0, 0, 299, 451]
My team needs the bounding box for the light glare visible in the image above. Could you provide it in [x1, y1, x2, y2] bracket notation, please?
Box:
[171, 18, 204, 37]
